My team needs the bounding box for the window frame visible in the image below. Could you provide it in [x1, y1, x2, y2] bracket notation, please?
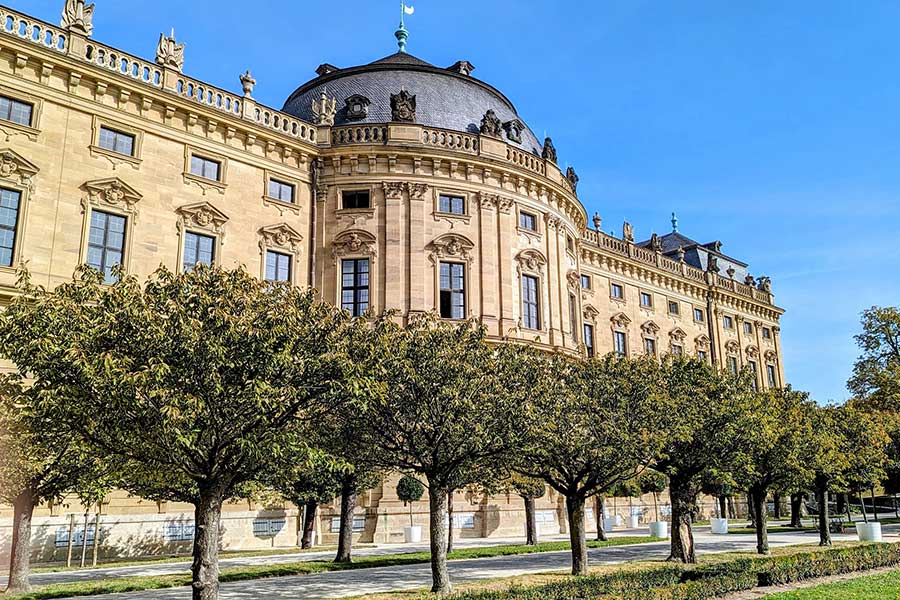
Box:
[639, 290, 654, 309]
[744, 321, 754, 335]
[85, 209, 128, 285]
[267, 178, 296, 204]
[762, 327, 772, 340]
[766, 363, 778, 388]
[0, 185, 28, 271]
[0, 94, 33, 127]
[89, 116, 143, 167]
[584, 323, 595, 358]
[614, 330, 628, 357]
[723, 315, 734, 330]
[668, 300, 680, 316]
[181, 230, 216, 272]
[97, 126, 136, 157]
[437, 193, 466, 216]
[264, 250, 293, 283]
[610, 282, 625, 301]
[568, 292, 579, 342]
[728, 356, 739, 374]
[644, 337, 657, 356]
[694, 307, 705, 323]
[0, 88, 41, 139]
[183, 146, 228, 192]
[518, 210, 539, 233]
[439, 261, 467, 320]
[341, 258, 371, 317]
[580, 274, 592, 290]
[521, 274, 541, 330]
[341, 189, 372, 211]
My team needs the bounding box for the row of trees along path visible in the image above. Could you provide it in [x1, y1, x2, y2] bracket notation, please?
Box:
[0, 266, 898, 599]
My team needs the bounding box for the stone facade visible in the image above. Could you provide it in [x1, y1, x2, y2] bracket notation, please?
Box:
[0, 2, 784, 562]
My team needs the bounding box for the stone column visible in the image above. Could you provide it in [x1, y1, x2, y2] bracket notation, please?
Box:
[773, 326, 785, 384]
[407, 183, 429, 316]
[478, 194, 500, 336]
[383, 182, 407, 319]
[545, 215, 562, 345]
[497, 199, 515, 334]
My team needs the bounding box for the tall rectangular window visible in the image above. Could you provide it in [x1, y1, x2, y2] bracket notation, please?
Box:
[0, 188, 21, 267]
[190, 155, 221, 181]
[341, 258, 370, 317]
[268, 179, 295, 203]
[744, 322, 754, 335]
[87, 210, 126, 284]
[265, 250, 291, 282]
[342, 190, 370, 210]
[438, 194, 465, 215]
[182, 232, 215, 271]
[644, 338, 656, 356]
[98, 127, 135, 156]
[580, 274, 591, 290]
[519, 211, 537, 231]
[568, 293, 578, 341]
[767, 364, 777, 388]
[614, 331, 628, 356]
[584, 324, 595, 358]
[723, 315, 734, 329]
[698, 350, 708, 362]
[611, 283, 624, 300]
[522, 275, 540, 330]
[728, 356, 739, 374]
[640, 291, 653, 308]
[748, 360, 758, 391]
[672, 344, 684, 356]
[0, 96, 33, 126]
[439, 262, 465, 319]
[694, 308, 705, 322]
[668, 301, 680, 315]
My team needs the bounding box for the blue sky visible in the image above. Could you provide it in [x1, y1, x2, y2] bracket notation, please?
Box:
[25, 1, 900, 402]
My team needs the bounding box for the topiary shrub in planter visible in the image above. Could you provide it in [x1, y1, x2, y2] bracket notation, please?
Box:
[397, 475, 425, 543]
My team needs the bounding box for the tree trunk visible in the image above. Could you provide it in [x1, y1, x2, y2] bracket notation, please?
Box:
[6, 487, 37, 593]
[80, 510, 89, 568]
[565, 494, 588, 576]
[92, 511, 101, 567]
[595, 496, 607, 541]
[858, 487, 868, 524]
[750, 485, 769, 555]
[446, 489, 454, 554]
[815, 477, 831, 547]
[789, 493, 803, 528]
[523, 496, 538, 546]
[871, 487, 878, 521]
[334, 477, 357, 563]
[428, 485, 451, 594]
[301, 500, 317, 549]
[191, 483, 225, 600]
[718, 495, 727, 519]
[894, 493, 899, 518]
[653, 493, 660, 523]
[65, 513, 75, 568]
[747, 492, 756, 528]
[667, 476, 696, 564]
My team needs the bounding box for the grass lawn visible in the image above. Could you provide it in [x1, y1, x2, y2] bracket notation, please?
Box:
[761, 569, 900, 599]
[5, 536, 657, 600]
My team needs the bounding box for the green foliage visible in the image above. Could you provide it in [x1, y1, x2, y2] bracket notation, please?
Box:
[638, 470, 668, 495]
[761, 569, 900, 599]
[848, 306, 900, 412]
[397, 475, 425, 504]
[611, 478, 642, 499]
[508, 473, 547, 500]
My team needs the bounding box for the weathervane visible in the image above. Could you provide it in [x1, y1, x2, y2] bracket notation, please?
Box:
[395, 1, 415, 53]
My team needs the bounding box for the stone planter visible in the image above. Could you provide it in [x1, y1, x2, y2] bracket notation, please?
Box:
[404, 525, 422, 543]
[711, 518, 729, 535]
[856, 522, 882, 542]
[628, 515, 640, 529]
[649, 521, 668, 539]
[604, 517, 616, 532]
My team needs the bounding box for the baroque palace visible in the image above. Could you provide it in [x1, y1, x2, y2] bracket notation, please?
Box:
[0, 1, 784, 560]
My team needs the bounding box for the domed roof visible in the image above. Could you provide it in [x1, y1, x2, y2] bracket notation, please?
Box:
[282, 52, 543, 155]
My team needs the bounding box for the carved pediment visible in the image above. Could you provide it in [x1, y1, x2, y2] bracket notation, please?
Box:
[566, 270, 580, 290]
[725, 340, 740, 354]
[428, 234, 474, 264]
[764, 350, 778, 363]
[82, 177, 142, 211]
[176, 201, 229, 234]
[332, 230, 377, 263]
[0, 149, 39, 187]
[695, 334, 711, 350]
[583, 305, 600, 323]
[746, 345, 760, 359]
[259, 223, 303, 253]
[641, 321, 660, 336]
[515, 249, 546, 273]
[669, 327, 688, 342]
[610, 312, 631, 329]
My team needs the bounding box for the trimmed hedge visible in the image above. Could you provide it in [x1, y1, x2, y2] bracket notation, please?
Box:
[450, 543, 900, 600]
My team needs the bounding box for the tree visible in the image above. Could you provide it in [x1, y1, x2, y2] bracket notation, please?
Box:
[507, 474, 546, 545]
[0, 380, 107, 593]
[848, 307, 900, 412]
[271, 459, 342, 549]
[734, 388, 816, 555]
[650, 356, 749, 563]
[611, 479, 642, 525]
[699, 470, 735, 521]
[0, 266, 365, 600]
[358, 314, 530, 595]
[521, 354, 666, 576]
[639, 470, 668, 523]
[397, 475, 425, 527]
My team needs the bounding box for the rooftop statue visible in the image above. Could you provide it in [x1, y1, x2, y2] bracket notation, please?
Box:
[61, 0, 95, 36]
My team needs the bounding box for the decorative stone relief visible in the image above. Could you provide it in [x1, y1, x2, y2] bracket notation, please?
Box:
[726, 266, 736, 279]
[312, 92, 337, 126]
[746, 345, 760, 359]
[390, 90, 416, 123]
[565, 166, 579, 192]
[480, 110, 503, 138]
[515, 249, 547, 273]
[744, 274, 756, 286]
[155, 31, 185, 72]
[406, 182, 429, 200]
[610, 312, 632, 329]
[649, 233, 663, 253]
[427, 234, 474, 264]
[542, 137, 557, 164]
[61, 0, 94, 36]
[447, 60, 475, 75]
[676, 247, 686, 262]
[239, 70, 256, 97]
[566, 270, 580, 290]
[82, 177, 142, 212]
[259, 223, 303, 254]
[175, 201, 228, 235]
[332, 230, 377, 264]
[641, 321, 661, 336]
[502, 119, 523, 144]
[707, 255, 720, 274]
[669, 328, 687, 343]
[545, 215, 562, 230]
[764, 350, 778, 363]
[592, 213, 602, 230]
[382, 182, 405, 200]
[583, 305, 600, 323]
[344, 94, 371, 120]
[725, 340, 740, 354]
[622, 221, 634, 243]
[757, 276, 772, 292]
[695, 334, 711, 351]
[0, 149, 39, 190]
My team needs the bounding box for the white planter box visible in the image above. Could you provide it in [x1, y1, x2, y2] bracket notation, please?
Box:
[649, 521, 668, 539]
[856, 522, 882, 542]
[711, 518, 729, 535]
[628, 515, 640, 529]
[604, 517, 616, 532]
[404, 526, 422, 544]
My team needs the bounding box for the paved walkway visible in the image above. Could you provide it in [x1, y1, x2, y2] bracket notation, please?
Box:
[49, 527, 898, 600]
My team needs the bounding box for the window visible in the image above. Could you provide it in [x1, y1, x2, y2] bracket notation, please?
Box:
[744, 322, 754, 335]
[640, 292, 653, 308]
[698, 350, 708, 362]
[268, 179, 295, 203]
[584, 324, 595, 358]
[728, 356, 739, 374]
[762, 327, 772, 339]
[644, 337, 657, 356]
[519, 211, 537, 231]
[521, 275, 540, 330]
[265, 250, 291, 282]
[671, 344, 684, 356]
[190, 155, 221, 181]
[566, 235, 575, 253]
[330, 515, 366, 533]
[668, 301, 680, 316]
[611, 283, 624, 300]
[569, 293, 578, 340]
[0, 188, 21, 267]
[767, 364, 777, 388]
[439, 262, 466, 319]
[438, 194, 465, 215]
[614, 331, 628, 356]
[748, 361, 758, 391]
[87, 210, 126, 284]
[252, 519, 286, 538]
[342, 259, 370, 317]
[0, 95, 32, 126]
[98, 126, 135, 156]
[182, 232, 215, 271]
[342, 190, 370, 210]
[581, 275, 591, 290]
[694, 308, 705, 322]
[723, 315, 734, 329]
[161, 522, 195, 543]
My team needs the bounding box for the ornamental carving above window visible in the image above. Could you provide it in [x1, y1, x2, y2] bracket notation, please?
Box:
[176, 201, 229, 235]
[0, 149, 39, 189]
[725, 340, 740, 354]
[764, 350, 778, 363]
[332, 230, 377, 263]
[641, 321, 661, 336]
[669, 327, 688, 342]
[610, 312, 631, 329]
[583, 305, 600, 323]
[746, 345, 760, 359]
[427, 234, 474, 264]
[82, 177, 142, 212]
[695, 334, 711, 351]
[258, 223, 303, 253]
[515, 249, 547, 274]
